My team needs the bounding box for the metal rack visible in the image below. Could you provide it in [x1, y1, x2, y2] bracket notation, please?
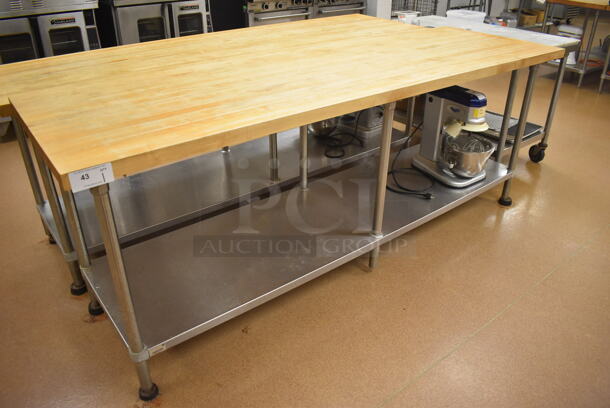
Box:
[599, 39, 610, 93]
[392, 0, 438, 16]
[541, 0, 607, 87]
[446, 0, 489, 14]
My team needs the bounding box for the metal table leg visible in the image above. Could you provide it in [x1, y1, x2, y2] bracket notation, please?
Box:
[13, 121, 54, 242]
[495, 70, 520, 161]
[62, 190, 104, 316]
[542, 3, 551, 34]
[529, 55, 568, 163]
[32, 146, 87, 295]
[499, 65, 540, 207]
[599, 46, 610, 93]
[578, 10, 599, 88]
[369, 101, 396, 269]
[403, 97, 415, 140]
[577, 10, 590, 64]
[91, 184, 159, 401]
[269, 133, 279, 182]
[299, 126, 308, 190]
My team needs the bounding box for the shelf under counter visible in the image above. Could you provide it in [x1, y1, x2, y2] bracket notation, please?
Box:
[75, 126, 409, 254]
[83, 146, 510, 355]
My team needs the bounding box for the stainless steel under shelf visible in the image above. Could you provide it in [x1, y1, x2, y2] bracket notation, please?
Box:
[76, 127, 408, 253]
[83, 146, 510, 355]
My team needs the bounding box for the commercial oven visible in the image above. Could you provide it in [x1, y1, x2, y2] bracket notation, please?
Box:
[37, 10, 101, 56]
[111, 0, 211, 45]
[0, 18, 38, 64]
[114, 2, 170, 43]
[168, 0, 212, 36]
[245, 0, 314, 27]
[314, 0, 367, 18]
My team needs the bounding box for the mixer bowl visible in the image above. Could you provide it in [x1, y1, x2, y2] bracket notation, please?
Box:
[308, 118, 339, 138]
[444, 133, 495, 178]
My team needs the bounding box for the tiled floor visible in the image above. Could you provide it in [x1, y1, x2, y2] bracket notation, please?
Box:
[1, 21, 609, 408]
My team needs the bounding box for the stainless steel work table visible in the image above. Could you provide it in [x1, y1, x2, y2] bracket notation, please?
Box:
[8, 14, 562, 400]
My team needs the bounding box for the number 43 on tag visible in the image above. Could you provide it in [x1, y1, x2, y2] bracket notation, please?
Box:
[68, 163, 115, 193]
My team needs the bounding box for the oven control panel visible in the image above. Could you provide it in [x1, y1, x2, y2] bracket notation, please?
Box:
[246, 0, 313, 13]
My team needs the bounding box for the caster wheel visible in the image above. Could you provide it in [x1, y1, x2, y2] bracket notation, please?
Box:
[529, 145, 545, 163]
[88, 301, 104, 316]
[70, 284, 87, 296]
[48, 236, 56, 245]
[139, 383, 159, 401]
[498, 196, 513, 207]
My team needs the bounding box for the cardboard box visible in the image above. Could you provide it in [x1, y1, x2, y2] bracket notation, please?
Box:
[519, 11, 537, 27]
[529, 9, 546, 24]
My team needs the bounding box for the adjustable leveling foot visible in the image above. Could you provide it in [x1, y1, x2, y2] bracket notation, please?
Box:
[88, 301, 104, 316]
[70, 283, 87, 296]
[139, 383, 159, 401]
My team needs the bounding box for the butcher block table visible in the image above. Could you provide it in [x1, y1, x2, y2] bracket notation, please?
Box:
[7, 14, 562, 400]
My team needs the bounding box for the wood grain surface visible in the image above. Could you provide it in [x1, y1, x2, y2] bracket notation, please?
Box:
[547, 0, 610, 11]
[7, 14, 563, 191]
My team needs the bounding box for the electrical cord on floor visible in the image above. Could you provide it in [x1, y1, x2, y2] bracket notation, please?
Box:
[315, 111, 366, 159]
[387, 122, 435, 200]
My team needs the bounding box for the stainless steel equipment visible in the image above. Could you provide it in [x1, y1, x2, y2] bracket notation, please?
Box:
[314, 0, 367, 17]
[0, 0, 98, 18]
[114, 2, 170, 43]
[0, 18, 38, 64]
[308, 117, 339, 137]
[338, 106, 384, 138]
[245, 0, 366, 26]
[245, 0, 314, 27]
[111, 0, 212, 44]
[37, 10, 101, 56]
[170, 0, 213, 36]
[413, 86, 494, 188]
[0, 0, 100, 63]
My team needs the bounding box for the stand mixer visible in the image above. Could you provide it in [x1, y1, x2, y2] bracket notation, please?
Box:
[412, 86, 495, 188]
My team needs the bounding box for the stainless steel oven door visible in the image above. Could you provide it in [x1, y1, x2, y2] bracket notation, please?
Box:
[249, 8, 312, 26]
[0, 18, 38, 64]
[316, 2, 366, 18]
[170, 0, 208, 37]
[37, 12, 89, 57]
[114, 4, 170, 44]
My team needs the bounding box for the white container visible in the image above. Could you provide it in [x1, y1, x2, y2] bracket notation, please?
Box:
[446, 10, 486, 23]
[396, 11, 420, 25]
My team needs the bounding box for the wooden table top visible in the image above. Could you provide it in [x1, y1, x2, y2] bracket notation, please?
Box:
[8, 14, 562, 191]
[0, 16, 421, 117]
[547, 0, 610, 11]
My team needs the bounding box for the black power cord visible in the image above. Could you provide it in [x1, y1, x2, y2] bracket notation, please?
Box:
[314, 110, 368, 159]
[387, 122, 435, 200]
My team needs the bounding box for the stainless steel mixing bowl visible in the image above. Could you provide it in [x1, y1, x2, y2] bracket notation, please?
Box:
[444, 133, 495, 178]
